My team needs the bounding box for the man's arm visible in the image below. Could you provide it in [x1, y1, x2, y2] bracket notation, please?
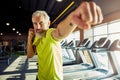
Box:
[52, 2, 103, 40]
[27, 28, 36, 58]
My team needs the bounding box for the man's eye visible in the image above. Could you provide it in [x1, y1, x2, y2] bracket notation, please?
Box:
[40, 22, 43, 24]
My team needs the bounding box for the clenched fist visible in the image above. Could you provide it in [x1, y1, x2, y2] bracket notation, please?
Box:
[70, 1, 103, 29]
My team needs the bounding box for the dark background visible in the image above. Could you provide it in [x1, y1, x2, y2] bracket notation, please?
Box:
[0, 0, 120, 34]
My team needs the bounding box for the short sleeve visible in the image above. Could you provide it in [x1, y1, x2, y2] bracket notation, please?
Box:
[46, 28, 62, 43]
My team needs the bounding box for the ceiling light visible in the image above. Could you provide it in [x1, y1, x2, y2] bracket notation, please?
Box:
[16, 31, 19, 34]
[6, 23, 10, 26]
[0, 33, 3, 35]
[18, 33, 21, 36]
[12, 28, 15, 31]
[56, 0, 63, 2]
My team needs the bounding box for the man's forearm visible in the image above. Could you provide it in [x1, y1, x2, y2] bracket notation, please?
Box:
[52, 2, 103, 41]
[27, 37, 35, 58]
[53, 13, 77, 40]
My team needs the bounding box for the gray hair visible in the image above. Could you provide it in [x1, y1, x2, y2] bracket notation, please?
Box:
[32, 10, 50, 22]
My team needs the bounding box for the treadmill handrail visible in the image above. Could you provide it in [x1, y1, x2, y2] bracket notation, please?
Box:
[109, 39, 120, 51]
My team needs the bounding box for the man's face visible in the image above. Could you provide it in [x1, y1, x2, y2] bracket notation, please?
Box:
[32, 14, 50, 34]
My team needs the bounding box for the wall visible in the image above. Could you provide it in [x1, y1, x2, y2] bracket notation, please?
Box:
[103, 10, 120, 23]
[0, 33, 27, 41]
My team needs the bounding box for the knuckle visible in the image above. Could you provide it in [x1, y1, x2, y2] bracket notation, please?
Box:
[81, 2, 89, 8]
[90, 2, 96, 7]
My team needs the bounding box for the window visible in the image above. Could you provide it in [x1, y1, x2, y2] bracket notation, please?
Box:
[94, 24, 107, 36]
[84, 19, 120, 72]
[108, 21, 120, 34]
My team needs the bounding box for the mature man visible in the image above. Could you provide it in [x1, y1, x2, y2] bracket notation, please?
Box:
[27, 1, 103, 80]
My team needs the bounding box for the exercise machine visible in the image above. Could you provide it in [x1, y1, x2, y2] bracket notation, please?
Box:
[103, 39, 120, 80]
[63, 37, 114, 80]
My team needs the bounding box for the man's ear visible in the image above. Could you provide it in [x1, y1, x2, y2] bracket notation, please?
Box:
[48, 21, 51, 27]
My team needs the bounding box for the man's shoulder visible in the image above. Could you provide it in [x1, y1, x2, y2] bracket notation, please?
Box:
[46, 28, 55, 35]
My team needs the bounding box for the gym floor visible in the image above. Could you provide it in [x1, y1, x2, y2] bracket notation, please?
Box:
[0, 55, 38, 80]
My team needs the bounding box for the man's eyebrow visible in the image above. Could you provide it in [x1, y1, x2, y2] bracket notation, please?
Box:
[39, 21, 44, 23]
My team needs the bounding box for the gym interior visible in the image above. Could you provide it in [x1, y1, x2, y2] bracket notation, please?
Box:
[1, 0, 120, 80]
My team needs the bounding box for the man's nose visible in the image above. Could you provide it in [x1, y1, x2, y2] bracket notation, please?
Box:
[37, 24, 41, 29]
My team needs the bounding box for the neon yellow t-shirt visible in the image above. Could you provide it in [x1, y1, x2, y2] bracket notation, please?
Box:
[33, 28, 63, 80]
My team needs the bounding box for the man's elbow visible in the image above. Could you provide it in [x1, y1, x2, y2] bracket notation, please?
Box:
[27, 56, 33, 58]
[27, 53, 34, 58]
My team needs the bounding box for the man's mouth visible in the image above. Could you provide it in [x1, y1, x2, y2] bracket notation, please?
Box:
[36, 29, 42, 33]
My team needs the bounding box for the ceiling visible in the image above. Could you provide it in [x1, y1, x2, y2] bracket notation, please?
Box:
[0, 0, 120, 35]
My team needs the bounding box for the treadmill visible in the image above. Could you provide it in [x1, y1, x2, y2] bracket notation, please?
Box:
[63, 38, 97, 73]
[63, 37, 114, 80]
[62, 40, 77, 65]
[103, 39, 120, 80]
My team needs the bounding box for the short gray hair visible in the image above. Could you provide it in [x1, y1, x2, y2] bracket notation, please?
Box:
[32, 10, 50, 21]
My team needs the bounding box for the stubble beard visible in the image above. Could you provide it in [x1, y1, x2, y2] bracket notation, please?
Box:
[35, 29, 46, 38]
